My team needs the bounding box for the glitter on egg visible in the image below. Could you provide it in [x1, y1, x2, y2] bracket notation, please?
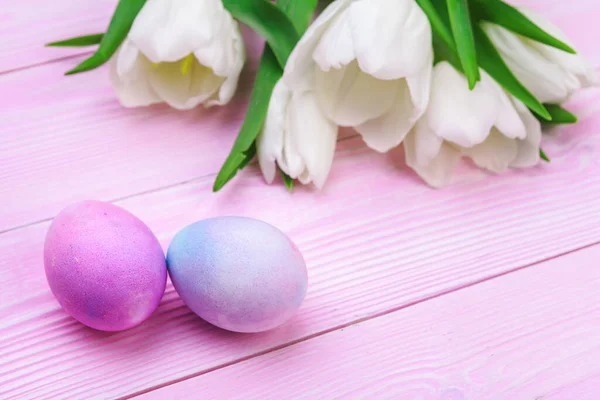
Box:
[44, 201, 167, 331]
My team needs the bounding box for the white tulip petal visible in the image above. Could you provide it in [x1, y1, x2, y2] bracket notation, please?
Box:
[356, 79, 418, 152]
[204, 71, 240, 107]
[530, 50, 599, 99]
[297, 170, 313, 186]
[116, 39, 140, 76]
[483, 22, 574, 103]
[405, 131, 461, 188]
[405, 52, 433, 116]
[510, 98, 542, 168]
[426, 62, 498, 148]
[193, 12, 244, 78]
[284, 91, 338, 188]
[315, 60, 397, 127]
[189, 62, 226, 106]
[462, 129, 518, 173]
[257, 80, 291, 184]
[278, 93, 306, 179]
[280, 132, 305, 180]
[487, 71, 527, 140]
[485, 9, 599, 103]
[313, 6, 355, 72]
[357, 55, 432, 153]
[112, 0, 244, 110]
[109, 49, 161, 108]
[283, 0, 352, 91]
[203, 25, 246, 107]
[257, 143, 278, 184]
[411, 117, 444, 166]
[145, 58, 224, 110]
[349, 0, 432, 80]
[521, 8, 599, 89]
[129, 0, 226, 63]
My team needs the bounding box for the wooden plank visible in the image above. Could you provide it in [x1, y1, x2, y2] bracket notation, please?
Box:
[138, 245, 600, 400]
[545, 376, 600, 400]
[1, 111, 600, 397]
[0, 3, 596, 230]
[0, 0, 115, 73]
[1, 2, 600, 399]
[1, 4, 599, 233]
[1, 0, 599, 73]
[0, 69, 597, 237]
[0, 30, 263, 233]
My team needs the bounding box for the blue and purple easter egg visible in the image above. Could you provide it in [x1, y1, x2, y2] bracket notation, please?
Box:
[44, 201, 167, 331]
[166, 217, 308, 333]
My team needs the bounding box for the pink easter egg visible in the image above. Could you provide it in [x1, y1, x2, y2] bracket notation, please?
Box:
[44, 201, 167, 331]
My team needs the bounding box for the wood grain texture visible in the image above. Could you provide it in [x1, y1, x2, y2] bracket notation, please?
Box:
[0, 0, 115, 73]
[1, 0, 599, 74]
[1, 2, 600, 399]
[1, 3, 599, 234]
[544, 376, 600, 400]
[139, 245, 600, 400]
[2, 101, 600, 398]
[0, 28, 263, 233]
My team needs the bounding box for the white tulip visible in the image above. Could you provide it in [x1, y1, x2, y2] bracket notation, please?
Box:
[283, 0, 433, 153]
[404, 62, 542, 187]
[257, 79, 338, 189]
[109, 0, 245, 110]
[483, 8, 598, 104]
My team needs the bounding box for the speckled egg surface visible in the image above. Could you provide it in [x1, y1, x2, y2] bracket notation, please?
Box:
[167, 217, 308, 333]
[44, 201, 167, 331]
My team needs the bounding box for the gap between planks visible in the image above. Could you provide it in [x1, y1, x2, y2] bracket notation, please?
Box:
[0, 52, 93, 78]
[2, 85, 600, 396]
[127, 241, 600, 399]
[3, 132, 600, 397]
[1, 2, 600, 397]
[0, 133, 359, 237]
[136, 244, 600, 400]
[1, 7, 599, 232]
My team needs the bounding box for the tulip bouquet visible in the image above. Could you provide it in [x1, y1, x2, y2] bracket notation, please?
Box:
[50, 0, 598, 190]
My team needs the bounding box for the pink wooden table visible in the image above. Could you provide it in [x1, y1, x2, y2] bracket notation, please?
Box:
[2, 1, 600, 398]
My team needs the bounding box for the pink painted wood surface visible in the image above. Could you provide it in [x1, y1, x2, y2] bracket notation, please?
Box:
[139, 244, 600, 400]
[0, 0, 115, 73]
[1, 1, 600, 399]
[0, 28, 263, 233]
[2, 113, 600, 398]
[544, 376, 600, 400]
[1, 1, 600, 234]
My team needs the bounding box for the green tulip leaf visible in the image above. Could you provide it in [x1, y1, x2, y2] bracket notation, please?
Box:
[417, 0, 463, 74]
[473, 0, 575, 54]
[540, 148, 550, 162]
[278, 0, 318, 33]
[213, 0, 318, 192]
[447, 0, 480, 89]
[432, 34, 463, 71]
[219, 143, 258, 187]
[46, 33, 104, 47]
[416, 0, 455, 49]
[419, 0, 467, 73]
[281, 169, 294, 191]
[66, 0, 147, 75]
[213, 48, 281, 192]
[222, 0, 301, 69]
[536, 104, 578, 124]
